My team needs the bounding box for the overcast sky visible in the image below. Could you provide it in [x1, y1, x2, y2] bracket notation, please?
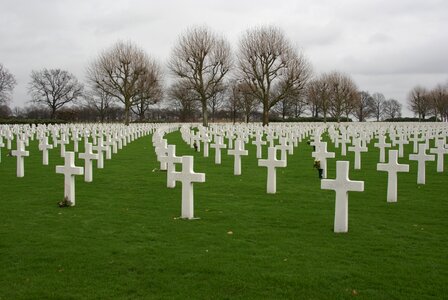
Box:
[1, 0, 447, 116]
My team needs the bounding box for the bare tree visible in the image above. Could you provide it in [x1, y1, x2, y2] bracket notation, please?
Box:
[130, 60, 164, 121]
[325, 71, 358, 122]
[28, 68, 83, 119]
[84, 89, 115, 122]
[354, 91, 373, 122]
[237, 26, 312, 125]
[227, 80, 242, 123]
[307, 77, 330, 121]
[273, 97, 292, 120]
[290, 95, 308, 118]
[306, 79, 321, 118]
[428, 84, 448, 121]
[235, 81, 259, 123]
[383, 99, 402, 120]
[168, 81, 199, 122]
[0, 64, 17, 104]
[407, 86, 431, 121]
[207, 87, 226, 122]
[369, 92, 386, 121]
[168, 26, 232, 127]
[87, 41, 163, 125]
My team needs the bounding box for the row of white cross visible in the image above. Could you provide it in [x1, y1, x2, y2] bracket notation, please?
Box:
[2, 122, 447, 233]
[152, 122, 447, 233]
[1, 124, 159, 206]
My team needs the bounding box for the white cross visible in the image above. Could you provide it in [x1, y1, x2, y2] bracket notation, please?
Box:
[339, 136, 349, 156]
[155, 139, 168, 170]
[165, 144, 182, 188]
[276, 137, 293, 162]
[311, 141, 335, 178]
[171, 156, 205, 219]
[409, 132, 422, 153]
[92, 137, 107, 169]
[321, 161, 364, 233]
[72, 132, 81, 152]
[393, 136, 409, 158]
[348, 139, 368, 170]
[103, 136, 113, 160]
[266, 134, 276, 147]
[377, 150, 409, 202]
[58, 133, 70, 158]
[52, 131, 59, 147]
[374, 135, 391, 163]
[38, 136, 53, 165]
[210, 136, 227, 164]
[258, 146, 286, 194]
[5, 131, 13, 149]
[0, 137, 4, 163]
[409, 144, 435, 184]
[201, 133, 210, 157]
[228, 139, 248, 175]
[55, 151, 84, 206]
[11, 140, 29, 177]
[110, 134, 119, 154]
[79, 142, 99, 182]
[252, 134, 266, 159]
[430, 140, 448, 172]
[226, 132, 234, 149]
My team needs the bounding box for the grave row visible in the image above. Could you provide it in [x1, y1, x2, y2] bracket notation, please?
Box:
[1, 122, 447, 233]
[151, 122, 448, 233]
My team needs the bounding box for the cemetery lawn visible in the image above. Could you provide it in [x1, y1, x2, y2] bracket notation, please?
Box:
[1, 131, 447, 299]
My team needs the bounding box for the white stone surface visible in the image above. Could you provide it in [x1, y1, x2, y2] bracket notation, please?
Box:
[92, 137, 107, 169]
[321, 161, 364, 233]
[258, 146, 286, 194]
[348, 139, 368, 170]
[79, 142, 99, 182]
[377, 150, 409, 202]
[56, 151, 84, 206]
[11, 140, 29, 177]
[38, 136, 53, 165]
[228, 139, 248, 175]
[311, 141, 335, 179]
[210, 136, 226, 164]
[374, 135, 391, 163]
[165, 144, 182, 188]
[409, 144, 435, 184]
[430, 140, 448, 173]
[252, 134, 266, 159]
[171, 156, 205, 219]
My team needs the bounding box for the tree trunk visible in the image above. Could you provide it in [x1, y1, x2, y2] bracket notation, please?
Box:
[262, 106, 269, 126]
[202, 102, 208, 127]
[51, 107, 56, 119]
[124, 104, 130, 125]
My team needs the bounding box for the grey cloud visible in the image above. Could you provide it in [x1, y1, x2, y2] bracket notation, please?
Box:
[0, 0, 447, 117]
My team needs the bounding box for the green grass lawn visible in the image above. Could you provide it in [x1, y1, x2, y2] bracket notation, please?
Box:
[0, 130, 447, 299]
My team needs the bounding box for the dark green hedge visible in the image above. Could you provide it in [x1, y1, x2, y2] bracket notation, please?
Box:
[269, 117, 353, 122]
[382, 117, 441, 122]
[0, 119, 68, 125]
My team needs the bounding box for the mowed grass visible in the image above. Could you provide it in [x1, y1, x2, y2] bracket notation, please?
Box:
[0, 129, 447, 299]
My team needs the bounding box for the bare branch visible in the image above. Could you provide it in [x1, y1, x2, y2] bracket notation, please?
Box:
[28, 68, 83, 119]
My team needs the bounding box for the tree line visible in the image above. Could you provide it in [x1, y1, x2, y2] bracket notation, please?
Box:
[1, 25, 447, 124]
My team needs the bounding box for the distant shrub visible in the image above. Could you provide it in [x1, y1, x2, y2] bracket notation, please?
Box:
[0, 118, 68, 125]
[269, 116, 352, 122]
[383, 117, 441, 122]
